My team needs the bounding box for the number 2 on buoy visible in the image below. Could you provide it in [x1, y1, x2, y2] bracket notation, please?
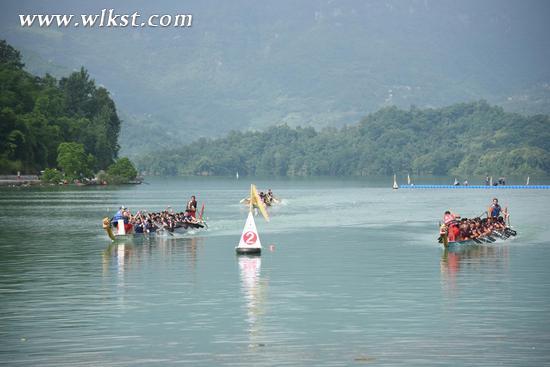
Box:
[243, 231, 257, 245]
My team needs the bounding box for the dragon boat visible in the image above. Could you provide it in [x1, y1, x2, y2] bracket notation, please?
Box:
[438, 226, 517, 248]
[102, 217, 207, 241]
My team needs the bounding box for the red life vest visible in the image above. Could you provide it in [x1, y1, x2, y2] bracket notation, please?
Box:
[443, 213, 456, 225]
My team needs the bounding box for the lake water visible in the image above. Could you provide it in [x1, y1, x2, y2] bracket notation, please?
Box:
[0, 177, 549, 366]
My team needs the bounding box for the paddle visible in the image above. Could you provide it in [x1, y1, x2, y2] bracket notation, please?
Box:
[477, 210, 488, 219]
[506, 209, 514, 233]
[153, 220, 174, 236]
[505, 228, 517, 237]
[502, 206, 517, 237]
[501, 230, 511, 239]
[492, 231, 506, 239]
[164, 219, 176, 235]
[501, 229, 513, 238]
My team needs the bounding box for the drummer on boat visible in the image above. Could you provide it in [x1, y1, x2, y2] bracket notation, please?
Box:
[111, 206, 124, 226]
[111, 206, 133, 233]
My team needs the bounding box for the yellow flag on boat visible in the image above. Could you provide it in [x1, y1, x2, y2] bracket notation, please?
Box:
[250, 184, 270, 222]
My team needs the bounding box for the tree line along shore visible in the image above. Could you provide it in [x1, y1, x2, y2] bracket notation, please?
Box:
[0, 40, 138, 185]
[136, 102, 550, 178]
[2, 40, 549, 182]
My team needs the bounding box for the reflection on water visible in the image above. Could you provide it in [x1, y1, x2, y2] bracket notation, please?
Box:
[238, 255, 267, 349]
[100, 237, 204, 311]
[440, 244, 510, 295]
[102, 236, 203, 278]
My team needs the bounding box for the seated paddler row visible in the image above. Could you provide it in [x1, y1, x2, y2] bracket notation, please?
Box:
[440, 197, 514, 242]
[110, 195, 201, 234]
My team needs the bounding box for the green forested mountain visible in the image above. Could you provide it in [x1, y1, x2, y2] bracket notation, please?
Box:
[136, 101, 550, 177]
[1, 1, 549, 156]
[0, 40, 120, 174]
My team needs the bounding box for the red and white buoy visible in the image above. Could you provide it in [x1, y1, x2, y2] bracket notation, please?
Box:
[236, 184, 269, 255]
[236, 211, 262, 255]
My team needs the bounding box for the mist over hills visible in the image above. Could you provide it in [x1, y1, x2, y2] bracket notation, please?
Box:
[1, 0, 549, 157]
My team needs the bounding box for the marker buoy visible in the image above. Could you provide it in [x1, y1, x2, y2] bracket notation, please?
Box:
[236, 212, 262, 255]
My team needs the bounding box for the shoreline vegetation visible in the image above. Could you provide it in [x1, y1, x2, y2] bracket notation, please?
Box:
[0, 40, 138, 185]
[0, 175, 142, 187]
[137, 101, 550, 178]
[2, 41, 549, 184]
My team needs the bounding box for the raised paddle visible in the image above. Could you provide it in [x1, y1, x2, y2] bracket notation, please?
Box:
[477, 211, 488, 219]
[505, 208, 512, 228]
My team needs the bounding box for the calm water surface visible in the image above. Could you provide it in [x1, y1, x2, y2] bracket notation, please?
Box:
[0, 177, 549, 366]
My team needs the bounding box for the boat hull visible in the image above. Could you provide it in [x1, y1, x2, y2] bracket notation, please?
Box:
[103, 217, 207, 241]
[172, 222, 206, 233]
[109, 231, 173, 240]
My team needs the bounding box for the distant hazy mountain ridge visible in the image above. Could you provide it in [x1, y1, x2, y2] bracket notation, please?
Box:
[1, 0, 548, 156]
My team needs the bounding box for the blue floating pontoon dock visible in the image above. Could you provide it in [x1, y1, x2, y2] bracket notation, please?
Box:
[399, 184, 550, 189]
